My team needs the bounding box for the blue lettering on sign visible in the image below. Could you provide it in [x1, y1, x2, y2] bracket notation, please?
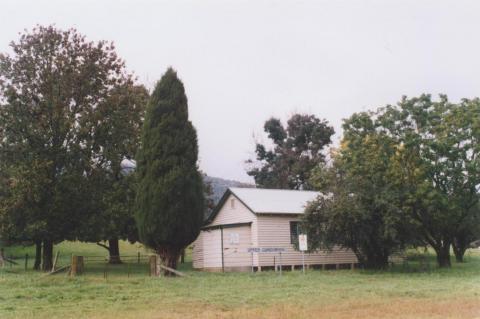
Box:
[248, 247, 286, 253]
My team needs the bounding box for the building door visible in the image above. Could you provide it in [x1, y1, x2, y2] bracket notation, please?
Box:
[222, 225, 252, 271]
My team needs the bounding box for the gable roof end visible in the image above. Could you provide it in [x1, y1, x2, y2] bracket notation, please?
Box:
[229, 187, 320, 214]
[205, 187, 321, 225]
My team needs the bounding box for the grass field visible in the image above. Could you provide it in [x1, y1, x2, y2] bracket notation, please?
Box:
[1, 242, 479, 319]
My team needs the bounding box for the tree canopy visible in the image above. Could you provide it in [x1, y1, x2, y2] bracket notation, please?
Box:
[380, 95, 480, 267]
[247, 114, 334, 190]
[304, 94, 480, 268]
[135, 68, 204, 271]
[0, 25, 133, 270]
[79, 83, 149, 263]
[303, 113, 411, 269]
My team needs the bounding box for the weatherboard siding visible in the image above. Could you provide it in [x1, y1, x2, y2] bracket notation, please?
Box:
[223, 225, 253, 268]
[200, 228, 222, 268]
[192, 224, 253, 270]
[250, 217, 259, 265]
[256, 215, 358, 266]
[193, 189, 357, 271]
[193, 195, 259, 270]
[208, 193, 260, 266]
[192, 232, 204, 269]
[209, 194, 256, 226]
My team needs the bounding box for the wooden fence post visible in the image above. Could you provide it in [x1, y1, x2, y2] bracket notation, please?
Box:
[104, 263, 108, 280]
[149, 255, 157, 277]
[71, 256, 84, 276]
[24, 254, 28, 271]
[51, 251, 60, 273]
[71, 255, 77, 276]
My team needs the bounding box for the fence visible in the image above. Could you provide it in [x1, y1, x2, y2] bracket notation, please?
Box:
[71, 254, 152, 278]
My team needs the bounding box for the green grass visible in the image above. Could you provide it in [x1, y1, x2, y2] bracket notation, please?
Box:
[1, 242, 479, 319]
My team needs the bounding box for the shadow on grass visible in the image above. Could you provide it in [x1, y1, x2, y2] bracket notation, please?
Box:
[359, 249, 480, 276]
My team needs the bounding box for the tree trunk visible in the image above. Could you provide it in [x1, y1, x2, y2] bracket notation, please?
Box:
[96, 240, 123, 264]
[34, 240, 42, 270]
[362, 252, 389, 270]
[452, 242, 467, 263]
[180, 249, 185, 264]
[108, 239, 122, 264]
[41, 240, 53, 271]
[157, 246, 181, 276]
[433, 243, 451, 268]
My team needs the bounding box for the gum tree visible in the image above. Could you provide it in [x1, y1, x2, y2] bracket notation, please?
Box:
[247, 114, 334, 190]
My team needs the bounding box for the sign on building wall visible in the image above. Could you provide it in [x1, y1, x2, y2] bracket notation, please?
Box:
[229, 233, 240, 245]
[247, 247, 286, 253]
[299, 234, 308, 251]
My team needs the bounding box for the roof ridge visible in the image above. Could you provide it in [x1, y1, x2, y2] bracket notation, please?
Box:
[228, 187, 319, 193]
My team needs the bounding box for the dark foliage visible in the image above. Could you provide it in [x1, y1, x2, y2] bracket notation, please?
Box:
[247, 114, 334, 190]
[0, 25, 131, 270]
[135, 68, 204, 271]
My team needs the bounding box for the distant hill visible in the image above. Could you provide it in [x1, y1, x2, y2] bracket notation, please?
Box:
[203, 175, 253, 205]
[120, 160, 253, 219]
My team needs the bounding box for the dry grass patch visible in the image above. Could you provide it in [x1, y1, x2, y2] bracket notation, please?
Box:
[88, 297, 480, 319]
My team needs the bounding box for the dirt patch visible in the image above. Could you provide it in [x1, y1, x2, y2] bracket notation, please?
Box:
[93, 297, 480, 319]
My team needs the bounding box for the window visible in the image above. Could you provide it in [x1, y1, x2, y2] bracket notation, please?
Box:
[290, 221, 302, 244]
[230, 198, 235, 209]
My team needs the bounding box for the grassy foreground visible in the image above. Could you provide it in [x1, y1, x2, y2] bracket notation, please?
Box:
[1, 242, 479, 319]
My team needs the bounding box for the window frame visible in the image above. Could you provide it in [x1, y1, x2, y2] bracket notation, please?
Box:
[290, 221, 302, 245]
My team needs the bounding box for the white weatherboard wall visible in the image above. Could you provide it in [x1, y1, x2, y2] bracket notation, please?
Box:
[209, 194, 260, 266]
[193, 188, 358, 271]
[193, 194, 258, 270]
[192, 232, 204, 269]
[209, 194, 256, 227]
[200, 229, 222, 268]
[256, 215, 357, 267]
[222, 225, 252, 270]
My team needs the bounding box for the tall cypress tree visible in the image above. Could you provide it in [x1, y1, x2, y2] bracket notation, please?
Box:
[135, 68, 204, 271]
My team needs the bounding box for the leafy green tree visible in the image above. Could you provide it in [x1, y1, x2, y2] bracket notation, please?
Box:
[306, 95, 480, 268]
[0, 26, 131, 270]
[304, 113, 410, 269]
[453, 204, 480, 262]
[247, 114, 334, 190]
[446, 99, 480, 262]
[135, 68, 204, 272]
[377, 95, 480, 267]
[79, 83, 149, 264]
[0, 163, 47, 269]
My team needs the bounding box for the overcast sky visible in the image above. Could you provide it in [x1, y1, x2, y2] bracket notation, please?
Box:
[1, 0, 479, 182]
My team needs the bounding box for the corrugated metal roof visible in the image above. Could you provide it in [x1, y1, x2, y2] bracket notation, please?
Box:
[229, 187, 320, 214]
